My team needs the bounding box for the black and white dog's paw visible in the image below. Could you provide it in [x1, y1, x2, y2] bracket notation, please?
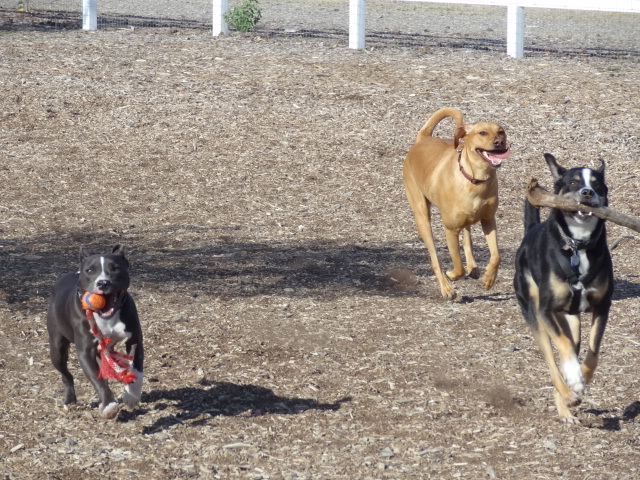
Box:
[122, 371, 144, 409]
[101, 401, 121, 419]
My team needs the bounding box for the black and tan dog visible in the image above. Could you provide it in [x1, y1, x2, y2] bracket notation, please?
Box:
[514, 153, 613, 424]
[404, 107, 511, 299]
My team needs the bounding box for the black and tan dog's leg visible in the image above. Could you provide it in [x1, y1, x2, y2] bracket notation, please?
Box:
[481, 217, 500, 290]
[565, 313, 582, 354]
[582, 309, 609, 384]
[461, 227, 480, 279]
[535, 320, 585, 423]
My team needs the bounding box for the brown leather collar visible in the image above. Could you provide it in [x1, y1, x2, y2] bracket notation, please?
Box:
[457, 150, 487, 185]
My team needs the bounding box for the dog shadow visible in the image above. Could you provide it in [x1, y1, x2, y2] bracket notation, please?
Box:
[612, 278, 640, 301]
[584, 401, 640, 431]
[120, 379, 351, 434]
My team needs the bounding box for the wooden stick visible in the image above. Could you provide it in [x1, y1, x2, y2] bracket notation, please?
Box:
[526, 178, 640, 233]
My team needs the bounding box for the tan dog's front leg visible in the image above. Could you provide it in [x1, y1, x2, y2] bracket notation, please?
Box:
[444, 228, 465, 282]
[462, 227, 479, 279]
[480, 217, 500, 290]
[416, 217, 455, 300]
[405, 191, 456, 299]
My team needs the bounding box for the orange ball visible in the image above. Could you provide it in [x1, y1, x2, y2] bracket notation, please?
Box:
[82, 292, 107, 311]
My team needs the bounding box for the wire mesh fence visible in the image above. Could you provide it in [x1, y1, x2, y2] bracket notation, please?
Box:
[1, 0, 638, 59]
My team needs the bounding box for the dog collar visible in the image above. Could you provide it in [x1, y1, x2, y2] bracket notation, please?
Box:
[557, 224, 600, 251]
[457, 150, 488, 185]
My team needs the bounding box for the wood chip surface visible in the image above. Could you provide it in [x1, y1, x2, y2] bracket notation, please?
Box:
[1, 21, 639, 480]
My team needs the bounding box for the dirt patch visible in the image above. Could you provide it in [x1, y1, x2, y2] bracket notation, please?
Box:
[1, 26, 640, 479]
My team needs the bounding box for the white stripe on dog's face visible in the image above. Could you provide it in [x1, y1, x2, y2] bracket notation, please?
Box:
[581, 168, 593, 190]
[565, 168, 600, 240]
[97, 257, 108, 280]
[91, 256, 108, 290]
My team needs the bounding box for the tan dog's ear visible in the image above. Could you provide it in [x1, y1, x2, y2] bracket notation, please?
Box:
[454, 126, 467, 149]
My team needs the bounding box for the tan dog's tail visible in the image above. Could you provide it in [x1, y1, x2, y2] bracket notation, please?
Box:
[415, 107, 464, 143]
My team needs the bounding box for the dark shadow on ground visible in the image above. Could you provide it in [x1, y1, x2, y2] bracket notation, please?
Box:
[0, 224, 464, 308]
[126, 379, 351, 434]
[2, 223, 636, 311]
[584, 401, 640, 431]
[613, 278, 640, 301]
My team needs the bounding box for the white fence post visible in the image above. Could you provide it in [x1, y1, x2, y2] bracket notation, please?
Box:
[506, 5, 524, 58]
[349, 0, 366, 49]
[363, 0, 640, 57]
[212, 0, 228, 36]
[82, 0, 97, 30]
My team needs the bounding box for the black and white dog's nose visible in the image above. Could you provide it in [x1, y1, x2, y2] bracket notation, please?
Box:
[96, 280, 111, 290]
[580, 187, 595, 200]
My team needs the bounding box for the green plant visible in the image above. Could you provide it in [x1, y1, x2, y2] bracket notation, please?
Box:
[224, 0, 262, 33]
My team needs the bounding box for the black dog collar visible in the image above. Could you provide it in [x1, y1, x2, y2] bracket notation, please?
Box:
[556, 225, 603, 286]
[557, 220, 602, 249]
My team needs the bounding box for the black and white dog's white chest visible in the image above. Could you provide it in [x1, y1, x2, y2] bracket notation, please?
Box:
[93, 311, 132, 344]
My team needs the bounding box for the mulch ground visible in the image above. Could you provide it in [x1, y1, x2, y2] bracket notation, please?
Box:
[1, 25, 640, 480]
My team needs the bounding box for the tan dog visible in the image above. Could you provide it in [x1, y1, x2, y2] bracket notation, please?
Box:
[403, 107, 511, 299]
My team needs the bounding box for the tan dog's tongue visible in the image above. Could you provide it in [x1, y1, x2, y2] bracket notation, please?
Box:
[491, 145, 511, 159]
[482, 145, 511, 166]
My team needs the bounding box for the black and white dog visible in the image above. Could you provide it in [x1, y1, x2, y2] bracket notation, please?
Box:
[514, 153, 613, 424]
[46, 245, 143, 419]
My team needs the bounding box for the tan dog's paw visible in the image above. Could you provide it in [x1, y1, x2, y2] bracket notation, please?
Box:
[441, 290, 456, 300]
[437, 279, 457, 300]
[445, 269, 465, 281]
[482, 270, 498, 290]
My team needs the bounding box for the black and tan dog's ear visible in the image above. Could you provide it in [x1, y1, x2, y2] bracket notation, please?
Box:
[111, 244, 127, 257]
[544, 153, 566, 181]
[454, 126, 467, 149]
[596, 158, 606, 176]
